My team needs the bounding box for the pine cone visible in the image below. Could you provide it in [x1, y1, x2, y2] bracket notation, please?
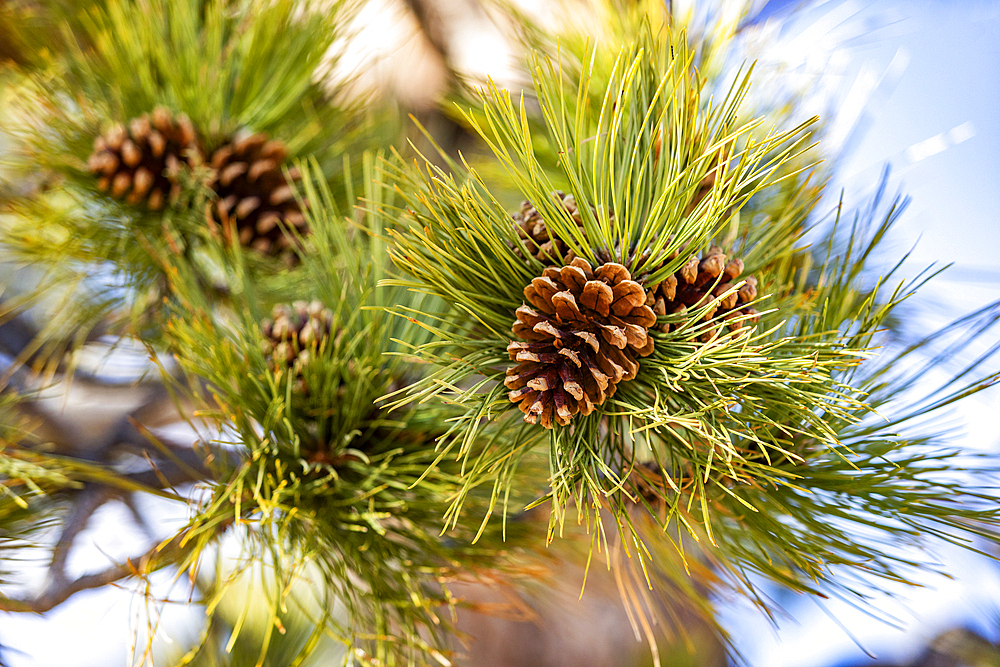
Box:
[632, 462, 676, 506]
[207, 133, 306, 256]
[653, 129, 733, 216]
[511, 191, 604, 265]
[629, 461, 701, 508]
[88, 107, 199, 210]
[261, 300, 335, 392]
[505, 260, 656, 428]
[649, 246, 759, 341]
[685, 146, 730, 215]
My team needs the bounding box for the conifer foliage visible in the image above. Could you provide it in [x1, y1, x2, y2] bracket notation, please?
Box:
[0, 1, 998, 666]
[383, 17, 1000, 642]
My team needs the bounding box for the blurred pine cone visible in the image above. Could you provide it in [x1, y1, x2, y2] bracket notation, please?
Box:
[650, 246, 759, 341]
[506, 260, 656, 428]
[88, 107, 199, 210]
[511, 191, 603, 265]
[261, 300, 334, 392]
[629, 460, 725, 510]
[631, 462, 682, 507]
[684, 143, 732, 216]
[207, 133, 306, 256]
[653, 129, 733, 216]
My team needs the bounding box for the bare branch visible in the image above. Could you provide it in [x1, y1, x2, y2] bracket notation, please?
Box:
[0, 525, 220, 614]
[47, 486, 116, 590]
[399, 0, 456, 84]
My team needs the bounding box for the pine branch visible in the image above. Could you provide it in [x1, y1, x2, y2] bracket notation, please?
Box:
[0, 355, 239, 613]
[400, 0, 457, 85]
[0, 522, 219, 613]
[135, 155, 525, 665]
[46, 485, 115, 591]
[374, 20, 1000, 640]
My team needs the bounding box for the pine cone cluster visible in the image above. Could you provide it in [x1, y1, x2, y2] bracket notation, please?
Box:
[506, 260, 656, 428]
[261, 300, 335, 392]
[511, 191, 602, 264]
[89, 109, 306, 256]
[88, 107, 198, 210]
[207, 133, 306, 256]
[649, 246, 758, 340]
[685, 147, 730, 216]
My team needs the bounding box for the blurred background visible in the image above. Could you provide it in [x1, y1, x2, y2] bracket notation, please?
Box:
[0, 0, 998, 665]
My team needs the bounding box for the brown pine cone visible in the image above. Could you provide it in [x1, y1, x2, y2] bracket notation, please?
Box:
[632, 462, 665, 506]
[649, 245, 759, 341]
[511, 191, 606, 265]
[684, 142, 733, 216]
[88, 107, 199, 210]
[629, 460, 714, 509]
[653, 128, 733, 216]
[261, 300, 335, 392]
[207, 133, 306, 256]
[505, 260, 657, 428]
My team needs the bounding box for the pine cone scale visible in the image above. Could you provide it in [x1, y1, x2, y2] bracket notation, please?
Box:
[269, 185, 294, 206]
[111, 173, 130, 197]
[147, 190, 164, 211]
[132, 168, 153, 196]
[581, 280, 613, 316]
[551, 291, 584, 321]
[598, 323, 627, 349]
[147, 132, 166, 157]
[248, 159, 276, 182]
[220, 162, 247, 186]
[255, 214, 279, 234]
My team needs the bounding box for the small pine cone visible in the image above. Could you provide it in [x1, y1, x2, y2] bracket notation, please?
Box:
[88, 107, 199, 210]
[684, 142, 732, 216]
[207, 133, 306, 256]
[261, 300, 335, 392]
[653, 127, 733, 216]
[632, 462, 674, 506]
[511, 191, 606, 265]
[629, 461, 700, 507]
[649, 245, 759, 341]
[505, 260, 657, 428]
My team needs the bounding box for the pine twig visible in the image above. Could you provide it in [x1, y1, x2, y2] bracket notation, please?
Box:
[46, 485, 116, 590]
[0, 525, 213, 613]
[400, 0, 458, 86]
